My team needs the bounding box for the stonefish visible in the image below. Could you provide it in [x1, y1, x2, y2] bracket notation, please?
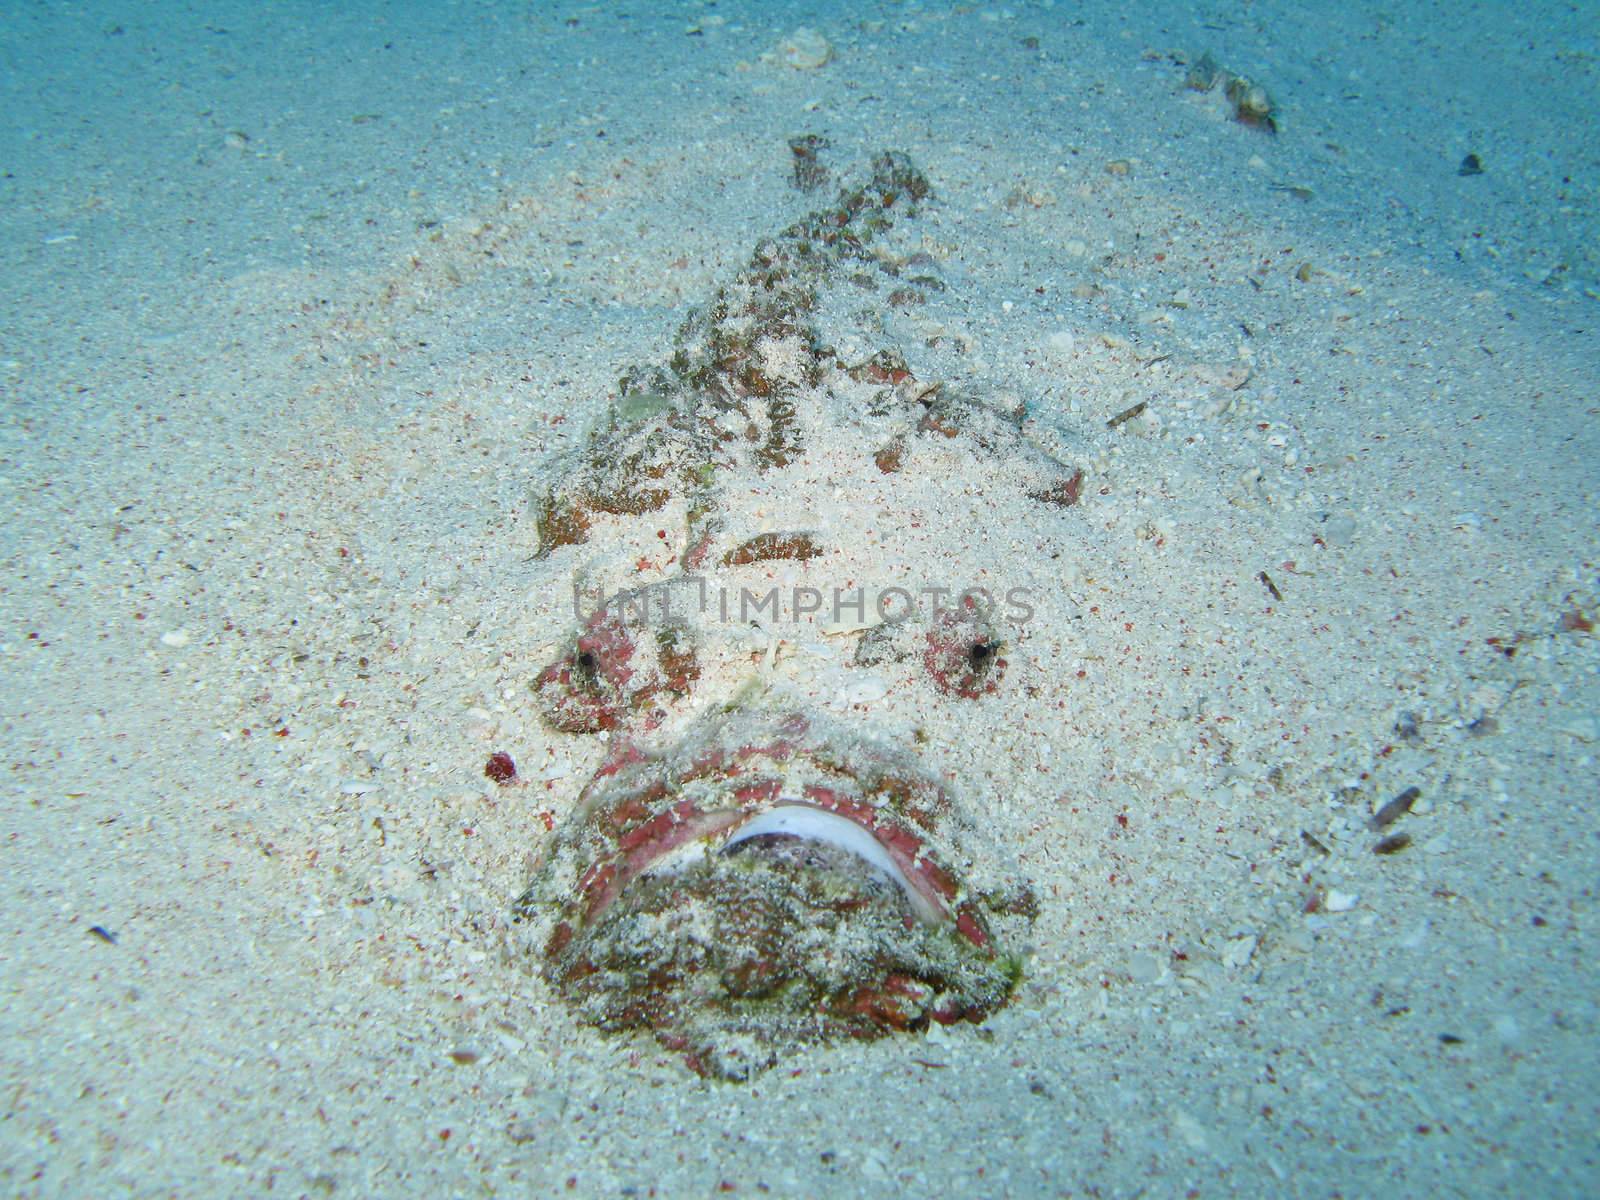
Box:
[513, 150, 1084, 1079]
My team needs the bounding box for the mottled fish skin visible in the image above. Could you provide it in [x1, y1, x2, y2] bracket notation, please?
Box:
[517, 151, 1077, 1077]
[530, 151, 1080, 568]
[514, 706, 1033, 1079]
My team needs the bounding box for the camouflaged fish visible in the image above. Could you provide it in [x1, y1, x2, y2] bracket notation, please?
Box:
[513, 150, 1083, 1079]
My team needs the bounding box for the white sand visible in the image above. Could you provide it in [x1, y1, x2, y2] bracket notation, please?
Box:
[2, 2, 1596, 1195]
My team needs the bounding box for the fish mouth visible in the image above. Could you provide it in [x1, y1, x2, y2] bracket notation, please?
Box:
[719, 803, 939, 921]
[515, 707, 1032, 1079]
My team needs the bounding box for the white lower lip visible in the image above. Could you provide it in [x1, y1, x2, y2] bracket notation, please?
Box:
[721, 804, 934, 921]
[725, 804, 898, 876]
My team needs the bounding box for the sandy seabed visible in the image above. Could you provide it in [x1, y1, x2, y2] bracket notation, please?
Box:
[2, 2, 1596, 1196]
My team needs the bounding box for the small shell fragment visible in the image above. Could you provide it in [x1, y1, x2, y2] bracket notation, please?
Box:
[1325, 890, 1358, 913]
[822, 617, 881, 637]
[776, 27, 832, 69]
[838, 676, 889, 706]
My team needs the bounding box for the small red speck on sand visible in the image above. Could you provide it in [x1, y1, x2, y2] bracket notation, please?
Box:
[484, 750, 518, 784]
[438, 1129, 451, 1142]
[273, 726, 289, 738]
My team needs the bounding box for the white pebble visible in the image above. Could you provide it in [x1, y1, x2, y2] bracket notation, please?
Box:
[1222, 933, 1258, 967]
[839, 676, 888, 705]
[1324, 889, 1358, 913]
[1398, 920, 1429, 948]
[1127, 951, 1162, 983]
[1171, 1110, 1209, 1151]
[1321, 514, 1357, 546]
[160, 630, 190, 647]
[776, 26, 832, 69]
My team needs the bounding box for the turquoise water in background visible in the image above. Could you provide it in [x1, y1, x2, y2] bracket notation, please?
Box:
[3, 0, 1595, 331]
